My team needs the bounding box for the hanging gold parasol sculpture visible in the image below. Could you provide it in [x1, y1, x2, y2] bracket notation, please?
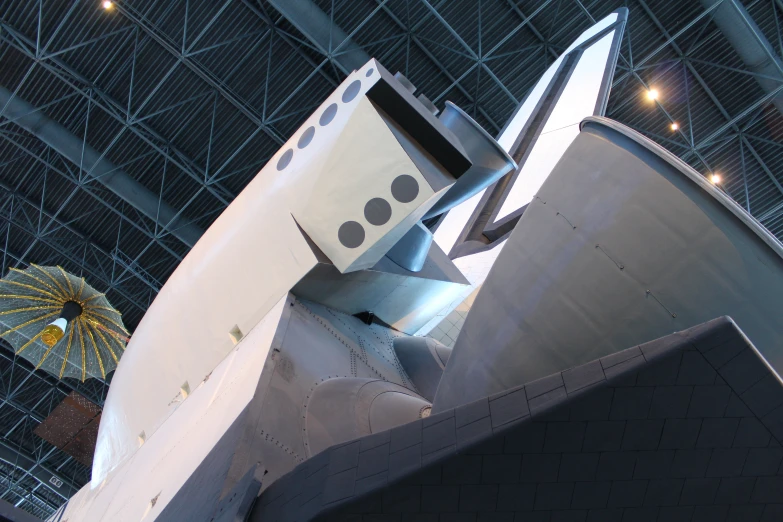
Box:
[0, 265, 129, 381]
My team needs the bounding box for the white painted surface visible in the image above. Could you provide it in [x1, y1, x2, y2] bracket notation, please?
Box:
[295, 96, 450, 273]
[94, 60, 443, 484]
[58, 296, 289, 521]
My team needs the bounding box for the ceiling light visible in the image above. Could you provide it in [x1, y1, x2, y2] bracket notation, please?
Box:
[671, 122, 679, 131]
[647, 89, 659, 101]
[711, 174, 721, 184]
[102, 1, 113, 9]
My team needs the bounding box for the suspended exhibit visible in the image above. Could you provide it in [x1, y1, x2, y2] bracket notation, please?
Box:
[48, 8, 783, 522]
[0, 265, 128, 381]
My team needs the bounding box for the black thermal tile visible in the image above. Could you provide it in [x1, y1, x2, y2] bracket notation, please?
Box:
[459, 484, 498, 512]
[526, 373, 565, 399]
[634, 450, 675, 479]
[678, 477, 720, 505]
[609, 387, 653, 420]
[558, 453, 599, 481]
[740, 375, 783, 418]
[520, 453, 561, 483]
[724, 393, 754, 417]
[465, 436, 504, 455]
[477, 513, 514, 522]
[716, 476, 756, 504]
[422, 417, 456, 455]
[456, 417, 492, 450]
[421, 444, 455, 467]
[441, 455, 482, 485]
[543, 422, 586, 453]
[420, 485, 459, 512]
[676, 352, 716, 386]
[751, 476, 783, 503]
[601, 347, 642, 369]
[495, 483, 536, 511]
[390, 419, 423, 453]
[670, 449, 712, 477]
[361, 430, 392, 452]
[481, 454, 521, 484]
[603, 358, 643, 384]
[636, 354, 680, 386]
[512, 512, 550, 522]
[659, 419, 702, 450]
[534, 482, 574, 510]
[701, 338, 745, 368]
[423, 409, 454, 428]
[691, 505, 728, 522]
[322, 467, 357, 504]
[762, 404, 783, 441]
[621, 507, 659, 522]
[439, 514, 476, 522]
[583, 421, 625, 452]
[551, 510, 588, 522]
[455, 398, 490, 428]
[725, 504, 765, 522]
[571, 481, 611, 509]
[357, 443, 390, 479]
[596, 452, 636, 481]
[607, 480, 648, 508]
[528, 386, 567, 414]
[489, 388, 529, 428]
[695, 418, 739, 448]
[687, 385, 731, 418]
[562, 360, 605, 394]
[355, 471, 389, 497]
[643, 478, 683, 506]
[743, 447, 783, 476]
[622, 419, 664, 450]
[329, 440, 362, 475]
[657, 506, 694, 521]
[648, 386, 692, 419]
[388, 444, 421, 482]
[382, 484, 421, 513]
[705, 448, 748, 477]
[568, 388, 614, 421]
[586, 508, 624, 522]
[733, 417, 772, 448]
[717, 350, 768, 394]
[761, 504, 783, 521]
[504, 422, 546, 453]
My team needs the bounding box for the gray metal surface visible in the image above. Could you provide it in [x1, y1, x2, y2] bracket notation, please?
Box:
[384, 222, 433, 273]
[292, 239, 469, 334]
[423, 102, 516, 220]
[393, 336, 451, 402]
[434, 117, 783, 412]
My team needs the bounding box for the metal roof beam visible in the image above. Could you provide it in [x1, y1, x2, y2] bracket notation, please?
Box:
[0, 88, 203, 249]
[701, 0, 783, 115]
[265, 0, 370, 75]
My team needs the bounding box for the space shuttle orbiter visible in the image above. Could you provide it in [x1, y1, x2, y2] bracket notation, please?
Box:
[53, 8, 783, 521]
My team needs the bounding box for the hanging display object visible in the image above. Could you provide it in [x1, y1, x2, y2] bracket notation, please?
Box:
[0, 265, 128, 381]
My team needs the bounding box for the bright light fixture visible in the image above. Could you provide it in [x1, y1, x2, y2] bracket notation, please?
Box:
[647, 89, 659, 101]
[671, 122, 679, 131]
[711, 174, 721, 184]
[102, 1, 113, 9]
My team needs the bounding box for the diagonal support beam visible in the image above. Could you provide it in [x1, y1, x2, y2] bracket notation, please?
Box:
[0, 87, 204, 248]
[701, 0, 783, 115]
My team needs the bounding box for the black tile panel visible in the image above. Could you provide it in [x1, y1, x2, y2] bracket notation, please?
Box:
[252, 319, 783, 522]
